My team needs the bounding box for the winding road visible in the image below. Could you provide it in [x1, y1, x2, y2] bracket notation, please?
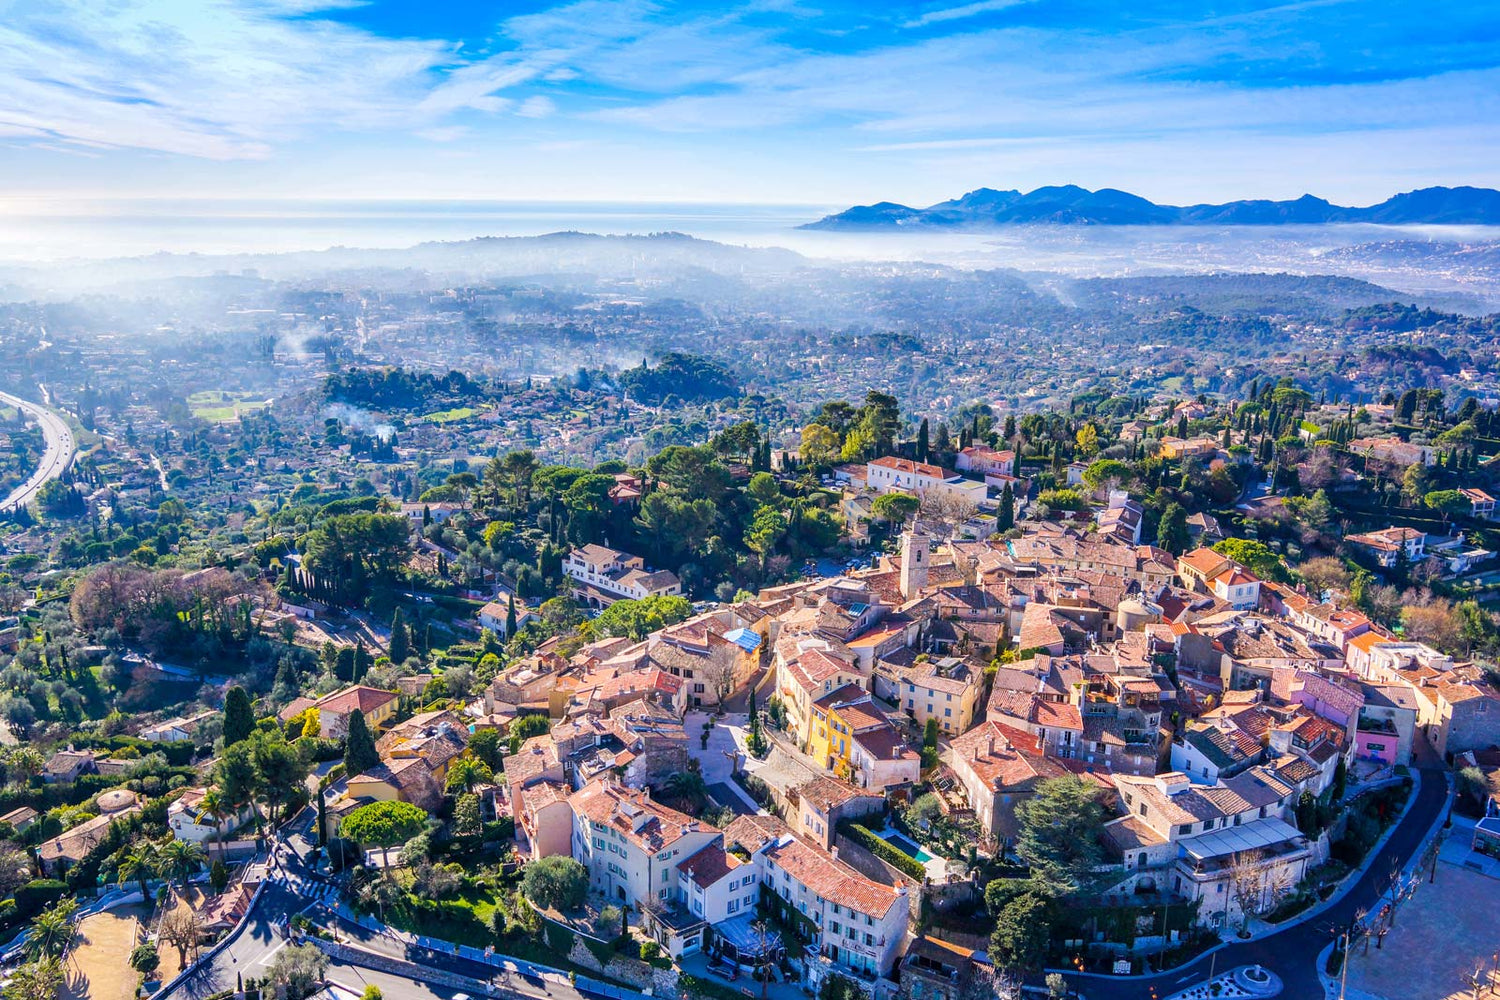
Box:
[1064, 759, 1450, 999]
[0, 389, 75, 511]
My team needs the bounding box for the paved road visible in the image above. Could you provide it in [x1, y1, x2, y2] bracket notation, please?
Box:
[160, 839, 606, 1000]
[1066, 764, 1449, 999]
[0, 389, 75, 511]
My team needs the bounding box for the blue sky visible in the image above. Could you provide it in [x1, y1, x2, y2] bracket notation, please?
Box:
[1, 0, 1498, 206]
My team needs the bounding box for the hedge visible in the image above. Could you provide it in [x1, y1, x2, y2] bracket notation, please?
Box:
[841, 823, 926, 880]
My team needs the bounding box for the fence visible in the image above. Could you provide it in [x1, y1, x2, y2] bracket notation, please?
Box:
[318, 904, 650, 1000]
[149, 875, 269, 1000]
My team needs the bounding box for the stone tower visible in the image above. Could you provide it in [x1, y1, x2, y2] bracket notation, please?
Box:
[899, 526, 931, 600]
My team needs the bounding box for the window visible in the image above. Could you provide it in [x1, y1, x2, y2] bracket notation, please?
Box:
[945, 708, 952, 717]
[728, 899, 739, 913]
[594, 838, 606, 850]
[662, 869, 670, 883]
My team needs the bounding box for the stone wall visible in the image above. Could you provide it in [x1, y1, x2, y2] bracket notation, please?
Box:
[565, 935, 681, 996]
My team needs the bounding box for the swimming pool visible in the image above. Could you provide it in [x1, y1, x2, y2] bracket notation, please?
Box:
[881, 830, 934, 863]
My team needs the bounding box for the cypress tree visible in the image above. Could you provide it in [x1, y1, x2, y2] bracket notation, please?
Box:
[344, 709, 379, 777]
[997, 484, 1015, 532]
[505, 594, 518, 636]
[388, 609, 409, 664]
[917, 419, 930, 463]
[223, 686, 254, 747]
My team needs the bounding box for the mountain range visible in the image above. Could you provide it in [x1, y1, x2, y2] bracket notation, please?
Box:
[801, 185, 1500, 229]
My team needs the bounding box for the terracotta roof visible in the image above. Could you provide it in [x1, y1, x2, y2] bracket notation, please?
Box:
[315, 685, 398, 717]
[947, 721, 1064, 793]
[568, 781, 705, 853]
[868, 455, 948, 479]
[677, 842, 742, 889]
[761, 834, 903, 918]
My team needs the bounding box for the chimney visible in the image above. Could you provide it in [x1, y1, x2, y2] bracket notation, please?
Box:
[986, 733, 996, 756]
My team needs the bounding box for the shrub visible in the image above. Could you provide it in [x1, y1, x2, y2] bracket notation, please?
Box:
[842, 824, 926, 880]
[522, 856, 588, 911]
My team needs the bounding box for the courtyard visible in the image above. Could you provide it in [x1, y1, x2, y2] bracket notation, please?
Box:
[62, 908, 144, 1000]
[1343, 862, 1500, 1000]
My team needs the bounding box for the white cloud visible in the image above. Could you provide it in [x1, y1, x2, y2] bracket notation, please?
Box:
[0, 0, 539, 159]
[903, 0, 1031, 29]
[517, 96, 558, 118]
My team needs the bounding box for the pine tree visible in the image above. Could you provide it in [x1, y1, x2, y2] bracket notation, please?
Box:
[223, 686, 255, 747]
[344, 710, 379, 777]
[388, 610, 409, 664]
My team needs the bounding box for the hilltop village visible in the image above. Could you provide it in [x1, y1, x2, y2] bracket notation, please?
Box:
[0, 367, 1498, 1000]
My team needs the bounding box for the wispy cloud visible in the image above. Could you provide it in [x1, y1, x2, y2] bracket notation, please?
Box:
[902, 0, 1031, 29]
[0, 0, 544, 159]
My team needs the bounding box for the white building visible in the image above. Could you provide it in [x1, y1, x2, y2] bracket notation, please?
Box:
[955, 446, 1015, 478]
[865, 457, 988, 507]
[756, 831, 910, 981]
[168, 787, 254, 845]
[565, 544, 682, 608]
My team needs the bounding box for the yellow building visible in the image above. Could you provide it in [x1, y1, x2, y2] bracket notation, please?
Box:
[808, 685, 890, 781]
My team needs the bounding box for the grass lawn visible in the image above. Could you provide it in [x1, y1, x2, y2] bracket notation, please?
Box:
[421, 406, 481, 423]
[188, 390, 272, 422]
[63, 908, 143, 1000]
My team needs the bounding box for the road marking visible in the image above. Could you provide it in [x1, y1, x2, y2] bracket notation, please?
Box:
[258, 940, 290, 966]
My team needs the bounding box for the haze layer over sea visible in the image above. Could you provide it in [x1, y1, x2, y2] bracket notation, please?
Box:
[3, 198, 1499, 302]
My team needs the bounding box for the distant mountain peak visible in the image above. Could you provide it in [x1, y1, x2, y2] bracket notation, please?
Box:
[800, 184, 1500, 230]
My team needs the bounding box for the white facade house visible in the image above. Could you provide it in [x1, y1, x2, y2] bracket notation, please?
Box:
[955, 446, 1015, 478]
[756, 832, 910, 981]
[565, 544, 682, 607]
[168, 787, 253, 845]
[865, 457, 988, 506]
[477, 598, 537, 637]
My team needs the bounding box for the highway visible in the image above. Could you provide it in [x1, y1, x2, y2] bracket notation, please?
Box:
[0, 389, 76, 511]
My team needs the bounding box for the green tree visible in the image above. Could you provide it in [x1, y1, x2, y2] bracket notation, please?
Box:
[744, 505, 789, 573]
[521, 855, 589, 911]
[508, 713, 552, 754]
[469, 727, 503, 770]
[989, 892, 1052, 972]
[340, 801, 426, 866]
[265, 943, 329, 1000]
[1014, 777, 1105, 892]
[444, 756, 494, 794]
[1082, 459, 1132, 491]
[213, 740, 259, 832]
[129, 943, 160, 976]
[588, 595, 692, 642]
[747, 472, 781, 506]
[343, 709, 380, 777]
[24, 898, 78, 961]
[388, 609, 409, 664]
[1212, 538, 1289, 582]
[252, 734, 309, 828]
[870, 492, 920, 528]
[209, 858, 229, 895]
[996, 483, 1015, 532]
[1156, 502, 1191, 556]
[158, 839, 206, 891]
[4, 959, 62, 1000]
[118, 842, 157, 906]
[223, 685, 255, 748]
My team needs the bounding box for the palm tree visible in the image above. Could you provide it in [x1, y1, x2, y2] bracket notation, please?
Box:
[158, 839, 207, 892]
[118, 843, 158, 907]
[197, 789, 230, 859]
[664, 769, 708, 810]
[24, 898, 78, 962]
